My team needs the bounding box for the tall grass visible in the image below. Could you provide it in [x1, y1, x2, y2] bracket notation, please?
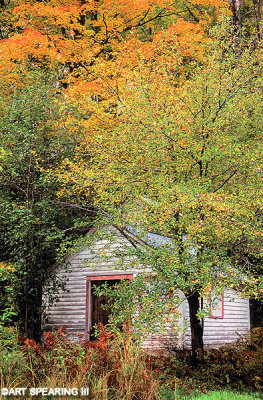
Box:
[0, 326, 262, 399]
[0, 326, 161, 400]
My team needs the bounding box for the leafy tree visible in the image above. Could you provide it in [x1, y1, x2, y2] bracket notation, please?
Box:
[0, 72, 94, 340]
[0, 0, 228, 107]
[61, 27, 263, 357]
[230, 0, 262, 43]
[0, 0, 229, 343]
[0, 0, 261, 353]
[0, 0, 17, 40]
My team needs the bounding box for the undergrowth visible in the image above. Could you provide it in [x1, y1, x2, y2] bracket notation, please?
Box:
[0, 326, 262, 399]
[180, 392, 263, 400]
[1, 325, 161, 399]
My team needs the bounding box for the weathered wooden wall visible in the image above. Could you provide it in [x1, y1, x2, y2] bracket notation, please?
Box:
[183, 290, 250, 348]
[43, 225, 141, 340]
[44, 225, 250, 349]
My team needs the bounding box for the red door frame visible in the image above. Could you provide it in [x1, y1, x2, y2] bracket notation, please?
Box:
[86, 275, 133, 333]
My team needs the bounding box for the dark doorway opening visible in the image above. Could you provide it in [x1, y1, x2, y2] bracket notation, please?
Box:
[86, 275, 133, 341]
[90, 279, 118, 341]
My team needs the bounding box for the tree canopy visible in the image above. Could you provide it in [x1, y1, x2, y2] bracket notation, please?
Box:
[0, 72, 94, 338]
[59, 24, 263, 353]
[0, 0, 262, 350]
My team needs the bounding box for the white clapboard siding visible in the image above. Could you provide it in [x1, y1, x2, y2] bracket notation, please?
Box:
[183, 290, 250, 348]
[43, 225, 142, 338]
[43, 225, 250, 350]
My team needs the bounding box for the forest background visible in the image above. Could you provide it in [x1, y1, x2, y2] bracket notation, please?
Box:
[0, 0, 262, 362]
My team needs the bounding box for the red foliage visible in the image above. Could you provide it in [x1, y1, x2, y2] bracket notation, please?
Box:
[83, 323, 114, 351]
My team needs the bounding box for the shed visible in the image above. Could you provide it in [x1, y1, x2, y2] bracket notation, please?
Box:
[44, 225, 250, 350]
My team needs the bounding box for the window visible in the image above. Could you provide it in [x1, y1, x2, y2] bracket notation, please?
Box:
[86, 275, 133, 340]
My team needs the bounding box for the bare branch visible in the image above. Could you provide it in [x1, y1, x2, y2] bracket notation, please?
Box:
[213, 169, 238, 193]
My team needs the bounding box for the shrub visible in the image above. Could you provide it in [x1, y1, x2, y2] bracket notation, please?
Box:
[147, 328, 263, 394]
[0, 326, 27, 387]
[196, 329, 263, 392]
[0, 262, 17, 326]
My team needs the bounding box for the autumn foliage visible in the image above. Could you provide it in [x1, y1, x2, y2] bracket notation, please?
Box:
[0, 0, 262, 353]
[1, 0, 228, 96]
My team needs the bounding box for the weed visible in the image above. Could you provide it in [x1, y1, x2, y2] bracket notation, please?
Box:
[0, 326, 262, 399]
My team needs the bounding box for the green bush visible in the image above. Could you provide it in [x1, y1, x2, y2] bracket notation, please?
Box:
[0, 326, 27, 386]
[194, 330, 263, 392]
[182, 391, 263, 400]
[149, 328, 263, 394]
[0, 263, 17, 326]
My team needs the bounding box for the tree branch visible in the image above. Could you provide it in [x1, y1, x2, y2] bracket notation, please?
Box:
[213, 169, 238, 193]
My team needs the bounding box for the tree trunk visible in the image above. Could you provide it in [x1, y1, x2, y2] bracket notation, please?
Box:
[187, 291, 204, 364]
[18, 279, 42, 342]
[257, 0, 262, 41]
[229, 0, 242, 44]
